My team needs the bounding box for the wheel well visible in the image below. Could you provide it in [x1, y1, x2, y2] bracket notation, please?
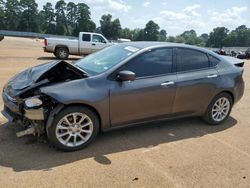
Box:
[64, 103, 102, 130]
[55, 45, 69, 52]
[220, 91, 235, 104]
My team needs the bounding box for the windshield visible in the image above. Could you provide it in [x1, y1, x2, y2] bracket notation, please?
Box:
[74, 44, 140, 75]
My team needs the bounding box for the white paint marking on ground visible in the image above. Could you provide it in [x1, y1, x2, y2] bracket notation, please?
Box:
[143, 157, 183, 188]
[142, 146, 161, 153]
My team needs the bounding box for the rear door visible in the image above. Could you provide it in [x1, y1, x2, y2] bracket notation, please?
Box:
[109, 48, 177, 126]
[173, 48, 220, 115]
[79, 33, 92, 55]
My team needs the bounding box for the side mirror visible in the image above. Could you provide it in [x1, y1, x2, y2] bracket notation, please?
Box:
[117, 70, 136, 81]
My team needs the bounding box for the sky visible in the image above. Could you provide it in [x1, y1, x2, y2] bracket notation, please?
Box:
[36, 0, 250, 36]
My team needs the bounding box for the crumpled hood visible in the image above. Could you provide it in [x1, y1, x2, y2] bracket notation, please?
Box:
[4, 61, 61, 97]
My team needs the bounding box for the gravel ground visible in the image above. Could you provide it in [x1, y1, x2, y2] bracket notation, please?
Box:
[0, 37, 250, 188]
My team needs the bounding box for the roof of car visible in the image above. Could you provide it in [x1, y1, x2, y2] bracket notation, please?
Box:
[119, 41, 217, 56]
[120, 41, 193, 49]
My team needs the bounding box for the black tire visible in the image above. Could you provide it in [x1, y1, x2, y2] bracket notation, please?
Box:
[47, 106, 100, 151]
[55, 47, 69, 60]
[203, 92, 233, 125]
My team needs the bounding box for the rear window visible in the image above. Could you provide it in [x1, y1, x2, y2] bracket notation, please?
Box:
[82, 34, 91, 42]
[177, 48, 209, 72]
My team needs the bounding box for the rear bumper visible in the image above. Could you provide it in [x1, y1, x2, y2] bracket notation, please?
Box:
[234, 82, 245, 104]
[43, 47, 51, 53]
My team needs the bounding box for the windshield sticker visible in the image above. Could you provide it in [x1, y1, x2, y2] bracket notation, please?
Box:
[124, 46, 139, 53]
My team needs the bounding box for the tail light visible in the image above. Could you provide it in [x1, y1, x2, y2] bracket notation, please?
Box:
[44, 39, 48, 46]
[234, 62, 244, 68]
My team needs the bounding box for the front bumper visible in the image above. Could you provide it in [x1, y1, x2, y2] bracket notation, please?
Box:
[2, 91, 21, 122]
[1, 105, 15, 122]
[2, 91, 45, 121]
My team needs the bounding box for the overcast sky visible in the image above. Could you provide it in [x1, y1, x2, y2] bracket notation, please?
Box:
[36, 0, 250, 36]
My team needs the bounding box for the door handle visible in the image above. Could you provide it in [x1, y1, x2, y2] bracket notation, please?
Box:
[207, 74, 218, 78]
[161, 81, 175, 87]
[92, 43, 96, 46]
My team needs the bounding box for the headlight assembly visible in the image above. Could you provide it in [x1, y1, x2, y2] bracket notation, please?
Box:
[24, 96, 43, 109]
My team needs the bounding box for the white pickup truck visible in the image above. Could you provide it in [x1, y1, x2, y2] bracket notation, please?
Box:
[43, 32, 112, 59]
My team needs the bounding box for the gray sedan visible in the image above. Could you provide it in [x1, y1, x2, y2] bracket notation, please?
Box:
[1, 42, 245, 151]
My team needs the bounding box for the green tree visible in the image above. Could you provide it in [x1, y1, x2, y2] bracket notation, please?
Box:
[132, 29, 144, 41]
[100, 14, 112, 39]
[167, 36, 175, 42]
[175, 35, 185, 43]
[4, 0, 20, 30]
[207, 27, 229, 47]
[159, 29, 167, 41]
[144, 20, 160, 41]
[200, 33, 209, 46]
[100, 14, 122, 40]
[66, 2, 77, 34]
[55, 0, 68, 35]
[180, 30, 198, 45]
[111, 18, 121, 40]
[17, 0, 39, 32]
[73, 3, 95, 36]
[0, 0, 5, 29]
[38, 2, 56, 34]
[234, 25, 249, 46]
[120, 28, 132, 39]
[224, 31, 237, 47]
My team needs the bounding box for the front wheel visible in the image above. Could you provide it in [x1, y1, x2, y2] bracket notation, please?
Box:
[47, 106, 100, 151]
[203, 93, 233, 125]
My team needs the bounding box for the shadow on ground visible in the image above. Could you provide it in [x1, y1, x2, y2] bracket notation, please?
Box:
[37, 57, 80, 61]
[0, 117, 237, 172]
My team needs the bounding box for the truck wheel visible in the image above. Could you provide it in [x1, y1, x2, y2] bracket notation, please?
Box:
[55, 47, 69, 60]
[46, 106, 100, 151]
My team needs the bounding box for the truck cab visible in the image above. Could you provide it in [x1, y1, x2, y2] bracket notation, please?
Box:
[79, 32, 109, 55]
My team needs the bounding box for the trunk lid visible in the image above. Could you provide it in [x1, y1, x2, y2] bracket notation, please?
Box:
[221, 56, 244, 67]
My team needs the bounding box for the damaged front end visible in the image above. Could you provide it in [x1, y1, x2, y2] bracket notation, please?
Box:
[1, 60, 86, 137]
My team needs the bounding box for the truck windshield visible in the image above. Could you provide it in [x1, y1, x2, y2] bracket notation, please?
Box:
[74, 45, 139, 75]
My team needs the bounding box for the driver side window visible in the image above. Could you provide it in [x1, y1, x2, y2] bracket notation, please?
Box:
[93, 35, 106, 43]
[119, 48, 173, 78]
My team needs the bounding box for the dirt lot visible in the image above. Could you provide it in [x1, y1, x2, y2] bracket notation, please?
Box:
[0, 37, 250, 188]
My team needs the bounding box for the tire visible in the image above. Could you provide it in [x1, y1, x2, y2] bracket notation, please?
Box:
[55, 47, 69, 60]
[47, 106, 100, 151]
[202, 93, 233, 125]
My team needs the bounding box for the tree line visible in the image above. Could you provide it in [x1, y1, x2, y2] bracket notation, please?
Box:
[0, 0, 250, 47]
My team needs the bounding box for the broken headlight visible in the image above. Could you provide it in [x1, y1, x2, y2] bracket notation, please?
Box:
[24, 96, 43, 109]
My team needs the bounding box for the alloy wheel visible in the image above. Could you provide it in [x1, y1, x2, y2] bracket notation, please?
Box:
[212, 97, 230, 122]
[55, 112, 94, 147]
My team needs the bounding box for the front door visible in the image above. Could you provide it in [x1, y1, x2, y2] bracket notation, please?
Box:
[109, 48, 177, 126]
[91, 34, 107, 53]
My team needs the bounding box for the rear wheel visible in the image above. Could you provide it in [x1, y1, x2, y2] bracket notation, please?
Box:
[55, 47, 69, 59]
[47, 106, 100, 151]
[203, 93, 233, 125]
